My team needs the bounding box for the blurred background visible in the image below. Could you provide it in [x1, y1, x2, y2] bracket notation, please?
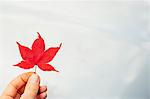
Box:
[0, 0, 149, 99]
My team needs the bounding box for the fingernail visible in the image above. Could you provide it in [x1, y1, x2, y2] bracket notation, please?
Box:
[29, 74, 39, 83]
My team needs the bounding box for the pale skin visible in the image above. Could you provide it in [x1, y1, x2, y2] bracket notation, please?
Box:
[0, 72, 47, 99]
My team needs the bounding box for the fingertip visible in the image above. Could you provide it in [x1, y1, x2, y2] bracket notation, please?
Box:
[20, 72, 34, 81]
[40, 92, 47, 98]
[39, 86, 47, 93]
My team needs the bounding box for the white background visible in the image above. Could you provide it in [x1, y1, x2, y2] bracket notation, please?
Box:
[0, 1, 149, 99]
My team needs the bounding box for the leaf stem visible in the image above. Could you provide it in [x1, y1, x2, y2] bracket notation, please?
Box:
[34, 65, 37, 73]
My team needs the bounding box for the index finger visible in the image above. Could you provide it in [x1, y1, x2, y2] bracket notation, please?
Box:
[2, 72, 34, 98]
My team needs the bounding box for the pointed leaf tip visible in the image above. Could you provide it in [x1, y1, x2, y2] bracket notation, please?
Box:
[16, 41, 20, 45]
[13, 64, 17, 66]
[60, 43, 62, 47]
[55, 70, 59, 72]
[37, 32, 41, 38]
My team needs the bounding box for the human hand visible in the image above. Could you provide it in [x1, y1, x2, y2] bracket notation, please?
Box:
[0, 72, 47, 99]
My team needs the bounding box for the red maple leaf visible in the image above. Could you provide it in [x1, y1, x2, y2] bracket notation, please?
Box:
[14, 32, 61, 72]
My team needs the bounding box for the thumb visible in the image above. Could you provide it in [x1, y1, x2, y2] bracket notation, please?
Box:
[21, 74, 40, 99]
